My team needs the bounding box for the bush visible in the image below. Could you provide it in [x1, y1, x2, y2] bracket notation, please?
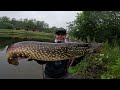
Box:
[68, 41, 120, 79]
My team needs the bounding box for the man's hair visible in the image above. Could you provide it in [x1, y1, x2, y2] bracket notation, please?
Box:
[55, 28, 67, 35]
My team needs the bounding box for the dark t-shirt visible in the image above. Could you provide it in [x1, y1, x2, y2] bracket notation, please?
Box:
[44, 60, 69, 78]
[44, 56, 84, 78]
[34, 56, 84, 78]
[34, 41, 84, 78]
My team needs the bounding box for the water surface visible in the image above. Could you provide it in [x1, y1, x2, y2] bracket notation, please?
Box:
[0, 44, 44, 79]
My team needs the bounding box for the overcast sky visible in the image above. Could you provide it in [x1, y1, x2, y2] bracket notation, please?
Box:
[0, 11, 81, 29]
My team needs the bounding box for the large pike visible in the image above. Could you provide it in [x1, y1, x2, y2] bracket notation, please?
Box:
[6, 41, 102, 65]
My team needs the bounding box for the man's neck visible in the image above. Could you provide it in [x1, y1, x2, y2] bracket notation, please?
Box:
[54, 39, 68, 43]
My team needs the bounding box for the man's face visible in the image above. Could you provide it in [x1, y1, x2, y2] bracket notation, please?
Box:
[55, 34, 66, 41]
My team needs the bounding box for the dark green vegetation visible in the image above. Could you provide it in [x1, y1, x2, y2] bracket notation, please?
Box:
[68, 11, 120, 45]
[68, 11, 120, 79]
[68, 42, 120, 79]
[0, 16, 65, 33]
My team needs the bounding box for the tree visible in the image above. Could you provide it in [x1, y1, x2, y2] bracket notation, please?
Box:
[68, 11, 120, 44]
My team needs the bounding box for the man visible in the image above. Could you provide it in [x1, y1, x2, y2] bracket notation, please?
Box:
[35, 29, 84, 79]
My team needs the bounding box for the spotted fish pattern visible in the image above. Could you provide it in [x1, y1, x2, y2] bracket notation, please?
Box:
[6, 41, 102, 65]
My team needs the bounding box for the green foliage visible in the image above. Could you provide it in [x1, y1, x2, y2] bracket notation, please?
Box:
[100, 42, 120, 79]
[0, 22, 14, 29]
[0, 16, 65, 33]
[67, 11, 120, 44]
[0, 29, 54, 40]
[68, 41, 120, 79]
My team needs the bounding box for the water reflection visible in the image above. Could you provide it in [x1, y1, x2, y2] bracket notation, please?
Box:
[0, 39, 46, 79]
[0, 46, 44, 79]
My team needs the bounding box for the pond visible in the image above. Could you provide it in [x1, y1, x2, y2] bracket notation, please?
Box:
[0, 38, 51, 79]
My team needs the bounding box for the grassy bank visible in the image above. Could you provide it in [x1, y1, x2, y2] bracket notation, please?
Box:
[0, 29, 54, 49]
[0, 29, 54, 41]
[68, 41, 120, 79]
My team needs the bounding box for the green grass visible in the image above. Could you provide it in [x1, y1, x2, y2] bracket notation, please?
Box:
[68, 41, 120, 79]
[0, 29, 55, 49]
[0, 29, 54, 40]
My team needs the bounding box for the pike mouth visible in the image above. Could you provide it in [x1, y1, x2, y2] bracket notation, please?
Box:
[8, 58, 19, 66]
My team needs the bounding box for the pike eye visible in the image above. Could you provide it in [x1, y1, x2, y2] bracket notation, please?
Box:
[9, 58, 12, 60]
[17, 54, 20, 57]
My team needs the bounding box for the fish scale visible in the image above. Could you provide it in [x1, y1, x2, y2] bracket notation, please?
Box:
[6, 41, 102, 64]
